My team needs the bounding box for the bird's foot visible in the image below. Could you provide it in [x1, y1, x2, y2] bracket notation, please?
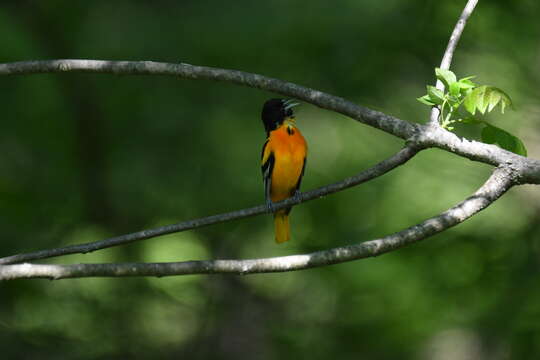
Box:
[293, 190, 303, 203]
[266, 199, 277, 213]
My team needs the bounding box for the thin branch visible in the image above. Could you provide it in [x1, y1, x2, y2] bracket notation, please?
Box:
[0, 59, 418, 141]
[415, 126, 540, 185]
[0, 167, 514, 280]
[440, 0, 479, 72]
[1, 59, 538, 177]
[429, 0, 479, 125]
[0, 146, 420, 265]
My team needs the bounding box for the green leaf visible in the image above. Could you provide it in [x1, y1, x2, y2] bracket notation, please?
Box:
[481, 124, 497, 143]
[457, 78, 476, 91]
[426, 85, 444, 105]
[463, 86, 512, 116]
[514, 137, 528, 156]
[486, 86, 512, 114]
[417, 94, 436, 106]
[475, 86, 489, 114]
[435, 68, 457, 88]
[449, 81, 461, 97]
[461, 88, 473, 97]
[486, 87, 501, 112]
[481, 124, 527, 156]
[463, 85, 486, 115]
[459, 76, 476, 84]
[495, 128, 513, 149]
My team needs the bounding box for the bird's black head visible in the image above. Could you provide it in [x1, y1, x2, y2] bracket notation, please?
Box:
[261, 98, 298, 134]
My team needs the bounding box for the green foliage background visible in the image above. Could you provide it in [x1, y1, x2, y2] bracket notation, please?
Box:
[1, 1, 539, 359]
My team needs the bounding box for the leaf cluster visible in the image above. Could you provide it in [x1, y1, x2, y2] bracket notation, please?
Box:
[418, 68, 526, 156]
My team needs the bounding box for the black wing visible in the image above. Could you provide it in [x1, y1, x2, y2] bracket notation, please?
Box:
[261, 140, 275, 204]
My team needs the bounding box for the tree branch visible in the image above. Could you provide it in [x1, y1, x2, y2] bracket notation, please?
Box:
[429, 0, 479, 125]
[0, 0, 534, 178]
[0, 146, 420, 265]
[0, 167, 514, 280]
[439, 0, 479, 71]
[1, 58, 538, 178]
[415, 126, 540, 185]
[0, 59, 418, 141]
[0, 1, 536, 282]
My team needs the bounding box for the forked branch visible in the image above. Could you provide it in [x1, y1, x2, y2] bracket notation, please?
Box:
[0, 167, 513, 280]
[1, 0, 539, 281]
[0, 57, 537, 176]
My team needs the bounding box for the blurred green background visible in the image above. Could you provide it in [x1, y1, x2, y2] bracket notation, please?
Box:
[1, 1, 539, 359]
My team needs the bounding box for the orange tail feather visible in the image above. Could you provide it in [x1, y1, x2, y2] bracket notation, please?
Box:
[274, 212, 290, 243]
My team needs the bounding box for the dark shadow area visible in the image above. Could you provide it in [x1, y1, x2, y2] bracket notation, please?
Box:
[1, 1, 539, 359]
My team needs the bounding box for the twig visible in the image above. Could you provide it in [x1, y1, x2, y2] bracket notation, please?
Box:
[0, 167, 513, 280]
[0, 146, 420, 265]
[429, 0, 480, 125]
[0, 59, 418, 141]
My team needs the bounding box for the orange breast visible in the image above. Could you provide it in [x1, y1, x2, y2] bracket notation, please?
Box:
[269, 124, 307, 202]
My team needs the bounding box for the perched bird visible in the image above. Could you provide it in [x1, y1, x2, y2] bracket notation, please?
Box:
[261, 98, 307, 243]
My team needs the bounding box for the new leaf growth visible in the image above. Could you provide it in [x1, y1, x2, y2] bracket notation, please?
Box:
[417, 68, 527, 156]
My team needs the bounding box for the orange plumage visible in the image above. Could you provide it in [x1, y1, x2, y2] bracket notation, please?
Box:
[261, 99, 307, 243]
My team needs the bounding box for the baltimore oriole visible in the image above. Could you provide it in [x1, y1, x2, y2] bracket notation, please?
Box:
[261, 98, 307, 243]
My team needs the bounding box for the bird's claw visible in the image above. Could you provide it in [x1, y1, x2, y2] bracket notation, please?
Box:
[293, 190, 303, 203]
[266, 200, 277, 213]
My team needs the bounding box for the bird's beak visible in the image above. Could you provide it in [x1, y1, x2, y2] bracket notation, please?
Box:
[283, 99, 294, 105]
[284, 102, 300, 111]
